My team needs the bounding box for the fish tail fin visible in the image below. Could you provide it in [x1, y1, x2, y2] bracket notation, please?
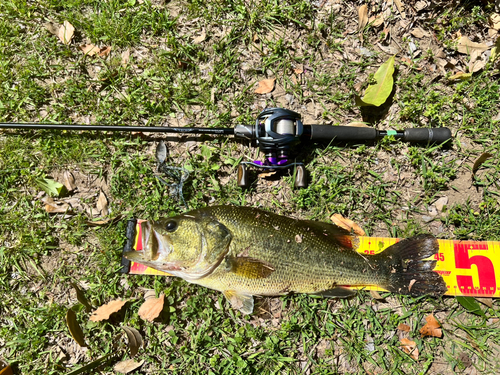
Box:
[379, 235, 447, 297]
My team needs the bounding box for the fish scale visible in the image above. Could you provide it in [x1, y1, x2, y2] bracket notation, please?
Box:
[198, 206, 383, 295]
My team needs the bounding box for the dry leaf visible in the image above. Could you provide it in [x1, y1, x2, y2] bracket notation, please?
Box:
[411, 28, 427, 39]
[420, 314, 442, 338]
[258, 170, 277, 178]
[96, 190, 108, 216]
[472, 152, 493, 178]
[121, 49, 130, 66]
[63, 171, 77, 191]
[476, 297, 493, 308]
[121, 326, 143, 357]
[490, 13, 500, 30]
[457, 36, 489, 54]
[44, 22, 59, 35]
[114, 359, 145, 374]
[80, 44, 99, 56]
[370, 290, 384, 300]
[358, 5, 368, 31]
[400, 338, 419, 360]
[58, 20, 75, 45]
[368, 15, 384, 28]
[98, 46, 111, 57]
[397, 323, 411, 332]
[294, 66, 304, 74]
[330, 214, 366, 236]
[138, 293, 165, 322]
[393, 0, 404, 13]
[66, 309, 87, 347]
[254, 78, 275, 94]
[89, 299, 127, 322]
[408, 279, 417, 292]
[193, 30, 206, 44]
[43, 197, 72, 214]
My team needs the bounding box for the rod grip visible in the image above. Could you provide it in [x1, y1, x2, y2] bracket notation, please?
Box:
[402, 128, 452, 143]
[308, 125, 378, 141]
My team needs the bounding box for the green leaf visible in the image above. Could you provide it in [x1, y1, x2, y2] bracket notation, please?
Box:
[36, 177, 68, 197]
[66, 309, 86, 347]
[456, 296, 486, 317]
[357, 55, 395, 107]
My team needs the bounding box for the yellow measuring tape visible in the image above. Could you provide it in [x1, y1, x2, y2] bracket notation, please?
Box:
[127, 222, 499, 297]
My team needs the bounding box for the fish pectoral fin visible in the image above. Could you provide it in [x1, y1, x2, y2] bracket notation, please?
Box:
[315, 286, 357, 298]
[223, 290, 254, 315]
[226, 256, 275, 279]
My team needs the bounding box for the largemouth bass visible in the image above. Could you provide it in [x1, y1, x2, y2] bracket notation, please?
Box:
[124, 206, 447, 314]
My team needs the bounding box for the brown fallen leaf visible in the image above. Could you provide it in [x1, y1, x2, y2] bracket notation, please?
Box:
[121, 49, 131, 66]
[368, 14, 384, 28]
[98, 46, 111, 57]
[114, 359, 145, 374]
[358, 4, 368, 31]
[400, 338, 419, 360]
[42, 197, 73, 214]
[80, 44, 100, 56]
[370, 290, 384, 300]
[490, 13, 500, 31]
[89, 299, 127, 322]
[397, 323, 411, 332]
[420, 313, 442, 338]
[257, 170, 277, 178]
[44, 22, 59, 35]
[121, 326, 143, 357]
[472, 152, 493, 178]
[96, 190, 109, 216]
[66, 309, 87, 347]
[457, 36, 489, 54]
[393, 0, 404, 13]
[58, 20, 75, 45]
[63, 171, 77, 191]
[138, 293, 165, 322]
[476, 297, 493, 308]
[254, 78, 275, 94]
[411, 27, 427, 39]
[193, 29, 207, 44]
[330, 214, 366, 236]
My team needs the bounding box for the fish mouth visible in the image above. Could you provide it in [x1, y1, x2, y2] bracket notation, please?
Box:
[123, 221, 171, 263]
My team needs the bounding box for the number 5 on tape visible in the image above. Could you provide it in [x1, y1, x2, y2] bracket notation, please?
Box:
[438, 240, 499, 297]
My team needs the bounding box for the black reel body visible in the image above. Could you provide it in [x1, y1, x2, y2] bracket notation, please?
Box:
[237, 108, 307, 188]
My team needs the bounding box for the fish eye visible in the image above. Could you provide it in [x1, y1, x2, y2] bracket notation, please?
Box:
[165, 220, 177, 232]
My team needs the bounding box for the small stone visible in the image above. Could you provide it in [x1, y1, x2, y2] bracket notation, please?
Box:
[433, 196, 449, 212]
[421, 215, 434, 223]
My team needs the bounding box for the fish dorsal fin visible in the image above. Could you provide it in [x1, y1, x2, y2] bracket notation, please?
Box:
[302, 220, 358, 250]
[225, 256, 275, 279]
[223, 290, 254, 314]
[315, 286, 357, 298]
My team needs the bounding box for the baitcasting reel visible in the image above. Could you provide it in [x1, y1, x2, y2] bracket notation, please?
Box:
[234, 108, 307, 188]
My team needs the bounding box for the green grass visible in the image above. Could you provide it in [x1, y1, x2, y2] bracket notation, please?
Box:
[1, 0, 500, 374]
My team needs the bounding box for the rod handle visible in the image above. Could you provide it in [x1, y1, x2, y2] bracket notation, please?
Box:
[402, 128, 452, 143]
[308, 125, 378, 141]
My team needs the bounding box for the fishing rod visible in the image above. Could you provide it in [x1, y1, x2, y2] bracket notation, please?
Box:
[0, 108, 452, 188]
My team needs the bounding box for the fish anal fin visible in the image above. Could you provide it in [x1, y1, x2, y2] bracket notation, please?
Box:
[315, 286, 357, 298]
[227, 256, 275, 279]
[223, 290, 254, 314]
